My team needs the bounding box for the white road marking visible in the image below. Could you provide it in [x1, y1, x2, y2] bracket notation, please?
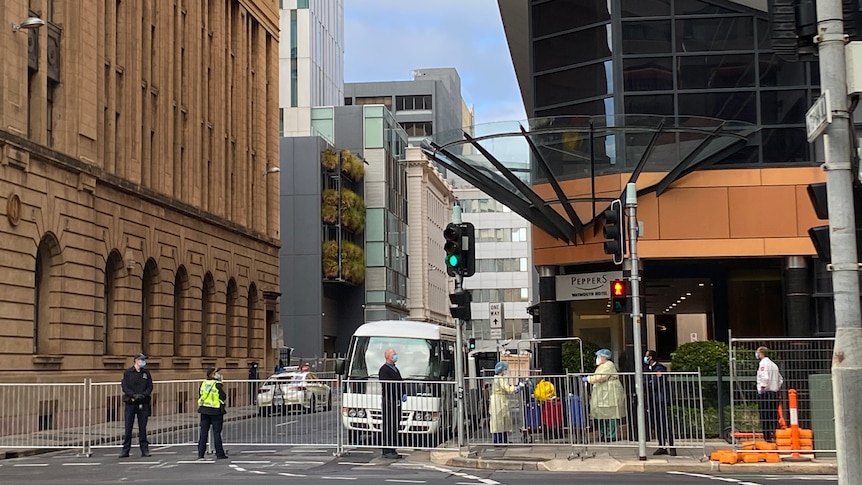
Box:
[385, 480, 427, 484]
[13, 464, 48, 467]
[279, 472, 307, 477]
[241, 449, 277, 453]
[276, 420, 298, 428]
[281, 460, 325, 465]
[125, 461, 161, 465]
[150, 451, 177, 454]
[249, 470, 267, 474]
[339, 461, 377, 466]
[62, 462, 101, 466]
[320, 477, 357, 481]
[668, 471, 762, 485]
[231, 460, 272, 464]
[177, 460, 214, 464]
[291, 448, 329, 453]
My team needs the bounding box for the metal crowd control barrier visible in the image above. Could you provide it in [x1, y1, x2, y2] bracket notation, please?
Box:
[462, 371, 706, 460]
[0, 382, 88, 452]
[729, 336, 836, 456]
[340, 379, 458, 452]
[0, 376, 461, 456]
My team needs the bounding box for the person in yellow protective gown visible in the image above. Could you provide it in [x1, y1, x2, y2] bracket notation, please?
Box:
[488, 361, 524, 444]
[581, 349, 626, 441]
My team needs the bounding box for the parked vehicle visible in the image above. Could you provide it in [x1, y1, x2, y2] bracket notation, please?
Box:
[257, 368, 332, 416]
[340, 320, 457, 446]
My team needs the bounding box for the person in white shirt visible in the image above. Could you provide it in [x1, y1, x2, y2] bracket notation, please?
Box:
[755, 346, 783, 441]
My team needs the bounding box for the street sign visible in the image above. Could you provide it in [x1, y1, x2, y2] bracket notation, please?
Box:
[489, 302, 503, 329]
[806, 91, 832, 142]
[490, 328, 502, 340]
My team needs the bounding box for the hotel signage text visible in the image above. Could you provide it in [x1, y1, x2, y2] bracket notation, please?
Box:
[556, 271, 624, 301]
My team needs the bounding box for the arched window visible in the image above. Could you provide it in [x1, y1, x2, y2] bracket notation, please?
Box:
[202, 272, 215, 357]
[173, 266, 189, 357]
[247, 283, 257, 358]
[227, 279, 240, 358]
[104, 251, 124, 355]
[141, 259, 158, 356]
[34, 234, 60, 355]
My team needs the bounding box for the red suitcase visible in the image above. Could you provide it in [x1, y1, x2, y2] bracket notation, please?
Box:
[541, 398, 564, 439]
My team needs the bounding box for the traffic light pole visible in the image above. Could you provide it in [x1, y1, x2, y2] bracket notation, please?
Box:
[815, 3, 862, 484]
[625, 183, 647, 461]
[452, 204, 466, 450]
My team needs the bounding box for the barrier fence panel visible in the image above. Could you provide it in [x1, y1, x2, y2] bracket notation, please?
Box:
[569, 371, 705, 454]
[0, 382, 88, 452]
[463, 374, 572, 448]
[729, 337, 836, 456]
[224, 378, 340, 449]
[87, 380, 205, 450]
[341, 379, 458, 452]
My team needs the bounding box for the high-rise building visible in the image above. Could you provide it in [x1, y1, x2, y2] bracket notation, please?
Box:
[441, 0, 828, 370]
[0, 0, 281, 380]
[279, 105, 409, 356]
[278, 0, 344, 137]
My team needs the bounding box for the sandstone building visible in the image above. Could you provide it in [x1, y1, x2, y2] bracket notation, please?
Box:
[0, 0, 281, 382]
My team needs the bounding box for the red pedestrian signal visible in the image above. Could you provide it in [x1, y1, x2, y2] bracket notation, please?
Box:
[610, 279, 628, 313]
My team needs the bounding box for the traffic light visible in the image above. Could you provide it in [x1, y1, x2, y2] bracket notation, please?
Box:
[603, 199, 625, 265]
[468, 338, 476, 350]
[610, 279, 628, 314]
[449, 289, 472, 321]
[443, 223, 462, 277]
[806, 182, 862, 263]
[443, 222, 476, 277]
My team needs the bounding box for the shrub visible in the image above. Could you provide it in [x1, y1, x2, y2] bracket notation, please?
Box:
[322, 240, 339, 278]
[670, 403, 759, 439]
[321, 189, 339, 224]
[321, 148, 337, 171]
[340, 241, 365, 284]
[340, 189, 365, 233]
[562, 339, 602, 374]
[340, 149, 365, 181]
[670, 340, 729, 376]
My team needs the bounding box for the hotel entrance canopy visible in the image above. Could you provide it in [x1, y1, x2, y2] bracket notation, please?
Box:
[421, 115, 758, 245]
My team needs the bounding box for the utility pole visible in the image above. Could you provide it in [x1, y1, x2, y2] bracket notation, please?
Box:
[626, 182, 647, 461]
[452, 204, 467, 449]
[815, 3, 862, 484]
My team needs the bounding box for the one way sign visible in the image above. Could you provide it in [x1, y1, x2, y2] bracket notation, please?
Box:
[489, 303, 503, 329]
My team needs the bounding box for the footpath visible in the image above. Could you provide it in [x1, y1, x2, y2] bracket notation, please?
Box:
[0, 405, 259, 459]
[426, 441, 838, 474]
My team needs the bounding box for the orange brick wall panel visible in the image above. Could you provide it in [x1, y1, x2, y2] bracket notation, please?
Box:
[728, 185, 798, 238]
[658, 187, 731, 239]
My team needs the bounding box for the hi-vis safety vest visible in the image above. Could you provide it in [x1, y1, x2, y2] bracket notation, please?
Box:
[198, 379, 223, 409]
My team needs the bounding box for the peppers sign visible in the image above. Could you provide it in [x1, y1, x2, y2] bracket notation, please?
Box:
[556, 271, 624, 301]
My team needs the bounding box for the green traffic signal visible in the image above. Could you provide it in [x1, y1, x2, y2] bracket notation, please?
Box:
[447, 253, 461, 267]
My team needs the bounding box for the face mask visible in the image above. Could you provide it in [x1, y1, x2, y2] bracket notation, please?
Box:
[643, 356, 650, 365]
[754, 353, 760, 360]
[215, 373, 223, 381]
[138, 361, 147, 368]
[392, 354, 398, 363]
[595, 357, 602, 366]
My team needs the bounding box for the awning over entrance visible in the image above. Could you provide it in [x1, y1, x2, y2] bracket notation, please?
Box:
[421, 115, 758, 245]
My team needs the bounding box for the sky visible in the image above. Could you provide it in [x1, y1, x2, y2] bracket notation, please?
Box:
[343, 0, 526, 128]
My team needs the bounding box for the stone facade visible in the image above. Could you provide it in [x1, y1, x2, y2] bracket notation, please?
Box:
[0, 0, 281, 381]
[405, 147, 455, 326]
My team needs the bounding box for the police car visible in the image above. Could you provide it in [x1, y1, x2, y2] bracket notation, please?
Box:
[256, 367, 332, 416]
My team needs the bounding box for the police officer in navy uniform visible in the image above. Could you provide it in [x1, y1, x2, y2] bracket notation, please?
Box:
[120, 353, 153, 458]
[248, 362, 259, 405]
[378, 348, 406, 459]
[197, 367, 228, 459]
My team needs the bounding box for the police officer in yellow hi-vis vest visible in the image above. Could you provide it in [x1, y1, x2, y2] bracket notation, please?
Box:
[197, 367, 228, 459]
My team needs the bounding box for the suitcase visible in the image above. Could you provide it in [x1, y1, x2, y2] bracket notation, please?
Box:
[521, 399, 542, 443]
[567, 393, 585, 428]
[542, 398, 564, 439]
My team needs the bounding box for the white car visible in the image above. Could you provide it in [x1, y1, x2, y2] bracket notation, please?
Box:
[257, 370, 332, 416]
